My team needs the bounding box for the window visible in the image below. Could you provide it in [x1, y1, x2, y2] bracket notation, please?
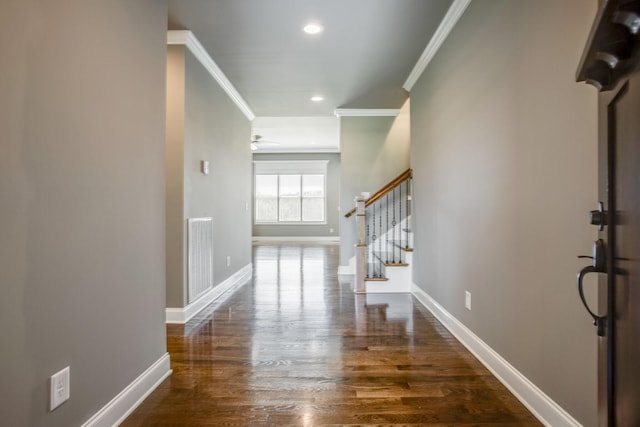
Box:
[255, 175, 278, 221]
[254, 161, 327, 224]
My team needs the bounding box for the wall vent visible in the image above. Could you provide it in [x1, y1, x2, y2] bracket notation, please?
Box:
[187, 217, 213, 303]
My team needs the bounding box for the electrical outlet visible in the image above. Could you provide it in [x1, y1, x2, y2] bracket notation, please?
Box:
[329, 228, 334, 233]
[226, 256, 231, 267]
[465, 291, 471, 311]
[50, 366, 70, 411]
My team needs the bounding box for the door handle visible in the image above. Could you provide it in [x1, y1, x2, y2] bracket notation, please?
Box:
[576, 239, 607, 336]
[577, 265, 606, 336]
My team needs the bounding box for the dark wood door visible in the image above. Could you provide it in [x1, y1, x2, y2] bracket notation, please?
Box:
[576, 2, 640, 425]
[598, 73, 640, 426]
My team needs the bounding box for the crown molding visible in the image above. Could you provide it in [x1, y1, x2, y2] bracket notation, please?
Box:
[334, 108, 401, 118]
[403, 0, 472, 91]
[167, 30, 255, 121]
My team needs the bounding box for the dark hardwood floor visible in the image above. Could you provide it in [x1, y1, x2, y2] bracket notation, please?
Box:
[122, 243, 540, 426]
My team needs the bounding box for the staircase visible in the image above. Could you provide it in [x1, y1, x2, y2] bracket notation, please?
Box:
[366, 223, 413, 293]
[344, 169, 413, 293]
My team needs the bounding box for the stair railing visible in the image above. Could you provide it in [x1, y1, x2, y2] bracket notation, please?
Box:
[346, 169, 412, 292]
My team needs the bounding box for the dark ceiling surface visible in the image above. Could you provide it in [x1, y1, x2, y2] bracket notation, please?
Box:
[168, 0, 454, 117]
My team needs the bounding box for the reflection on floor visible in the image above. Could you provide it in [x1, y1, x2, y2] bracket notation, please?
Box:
[122, 243, 540, 426]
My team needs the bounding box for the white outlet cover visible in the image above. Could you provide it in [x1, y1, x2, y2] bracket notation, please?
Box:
[50, 366, 70, 411]
[465, 291, 471, 311]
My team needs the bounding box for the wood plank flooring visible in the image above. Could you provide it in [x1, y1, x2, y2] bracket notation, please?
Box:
[122, 243, 541, 426]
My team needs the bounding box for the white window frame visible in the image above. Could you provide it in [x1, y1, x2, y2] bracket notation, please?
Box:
[253, 160, 328, 225]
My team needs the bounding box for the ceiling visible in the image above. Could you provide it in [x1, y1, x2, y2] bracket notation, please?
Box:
[252, 116, 340, 153]
[167, 0, 455, 151]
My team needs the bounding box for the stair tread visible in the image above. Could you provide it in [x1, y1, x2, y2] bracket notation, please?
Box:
[364, 277, 389, 282]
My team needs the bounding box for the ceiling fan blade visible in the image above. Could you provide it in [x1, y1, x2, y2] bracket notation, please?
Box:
[250, 134, 280, 147]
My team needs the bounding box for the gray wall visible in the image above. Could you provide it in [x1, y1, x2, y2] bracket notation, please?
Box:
[410, 1, 598, 424]
[252, 153, 341, 238]
[0, 1, 168, 426]
[339, 101, 411, 265]
[166, 46, 253, 308]
[166, 45, 186, 309]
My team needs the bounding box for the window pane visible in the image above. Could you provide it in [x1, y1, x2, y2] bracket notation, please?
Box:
[256, 197, 277, 222]
[302, 198, 324, 222]
[278, 175, 301, 221]
[255, 175, 278, 222]
[302, 175, 324, 197]
[279, 197, 301, 221]
[255, 175, 277, 197]
[279, 175, 301, 197]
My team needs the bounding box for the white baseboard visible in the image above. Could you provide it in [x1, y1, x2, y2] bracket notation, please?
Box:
[365, 281, 411, 293]
[252, 236, 339, 242]
[81, 353, 171, 427]
[337, 266, 352, 275]
[411, 284, 581, 427]
[166, 263, 252, 324]
[338, 255, 355, 275]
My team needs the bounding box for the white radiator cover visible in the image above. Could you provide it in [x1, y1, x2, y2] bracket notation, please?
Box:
[187, 217, 213, 303]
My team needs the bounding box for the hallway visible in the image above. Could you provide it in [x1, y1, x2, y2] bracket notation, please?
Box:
[122, 243, 540, 426]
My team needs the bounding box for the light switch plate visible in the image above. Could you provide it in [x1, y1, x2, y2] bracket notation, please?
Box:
[201, 160, 210, 175]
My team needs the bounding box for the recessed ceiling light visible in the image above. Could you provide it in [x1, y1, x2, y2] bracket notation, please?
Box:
[303, 23, 324, 35]
[310, 95, 324, 102]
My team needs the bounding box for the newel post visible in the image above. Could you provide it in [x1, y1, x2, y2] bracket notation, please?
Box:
[354, 195, 366, 293]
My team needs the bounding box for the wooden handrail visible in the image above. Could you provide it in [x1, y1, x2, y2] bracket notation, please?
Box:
[344, 168, 412, 218]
